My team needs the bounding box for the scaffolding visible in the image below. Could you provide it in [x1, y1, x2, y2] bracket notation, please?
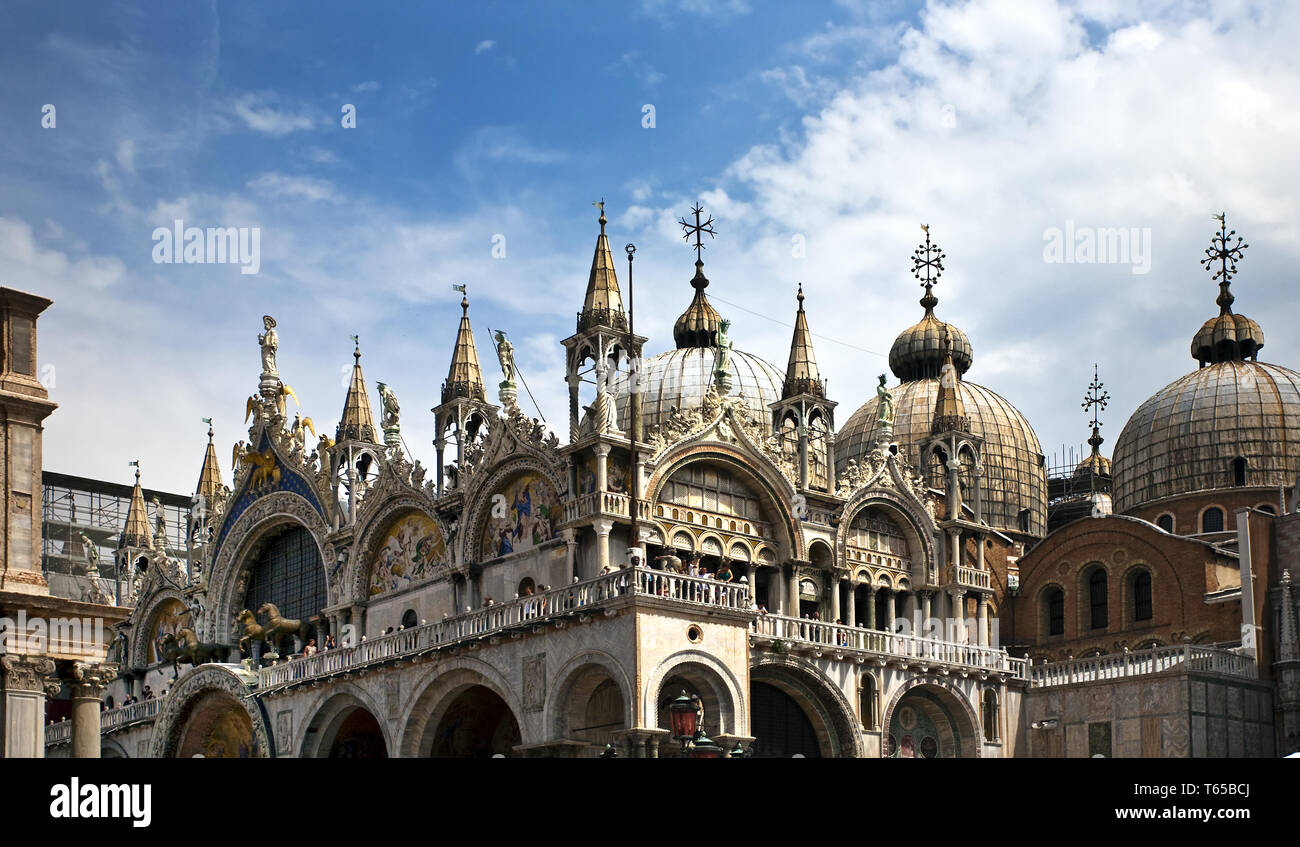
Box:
[40, 471, 193, 586]
[1045, 443, 1111, 533]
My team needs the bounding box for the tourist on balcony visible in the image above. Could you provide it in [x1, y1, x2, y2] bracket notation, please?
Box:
[142, 685, 154, 701]
[716, 562, 734, 583]
[304, 638, 318, 657]
[324, 634, 337, 651]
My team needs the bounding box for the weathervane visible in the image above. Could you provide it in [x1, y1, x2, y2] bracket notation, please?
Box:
[678, 203, 716, 263]
[912, 223, 946, 304]
[1201, 212, 1248, 313]
[1082, 363, 1109, 432]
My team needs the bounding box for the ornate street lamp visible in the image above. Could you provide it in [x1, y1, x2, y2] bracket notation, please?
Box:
[600, 743, 619, 758]
[689, 730, 723, 759]
[668, 690, 699, 745]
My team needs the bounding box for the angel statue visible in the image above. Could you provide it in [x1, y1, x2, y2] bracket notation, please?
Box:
[291, 411, 317, 453]
[876, 374, 895, 427]
[80, 532, 100, 577]
[259, 315, 279, 376]
[378, 381, 401, 429]
[151, 495, 167, 547]
[494, 330, 515, 386]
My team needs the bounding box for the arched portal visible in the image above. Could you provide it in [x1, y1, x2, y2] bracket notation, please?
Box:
[300, 691, 390, 758]
[751, 682, 821, 758]
[551, 660, 630, 756]
[883, 683, 979, 758]
[749, 659, 863, 758]
[176, 690, 256, 758]
[428, 685, 521, 757]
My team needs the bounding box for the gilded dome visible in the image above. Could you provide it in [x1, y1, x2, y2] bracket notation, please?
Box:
[1111, 361, 1300, 513]
[611, 347, 784, 433]
[837, 378, 1047, 537]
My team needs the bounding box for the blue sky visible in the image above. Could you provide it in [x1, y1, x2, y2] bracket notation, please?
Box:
[3, 0, 1299, 494]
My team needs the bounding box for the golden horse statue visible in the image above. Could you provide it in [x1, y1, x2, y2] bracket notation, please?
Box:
[238, 448, 281, 491]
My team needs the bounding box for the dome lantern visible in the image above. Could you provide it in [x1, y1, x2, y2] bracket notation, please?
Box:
[889, 226, 974, 381]
[1191, 213, 1262, 366]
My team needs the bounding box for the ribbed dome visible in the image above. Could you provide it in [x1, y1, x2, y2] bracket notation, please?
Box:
[673, 261, 722, 349]
[1111, 361, 1300, 513]
[837, 379, 1047, 537]
[611, 347, 784, 433]
[889, 312, 973, 381]
[1073, 451, 1112, 481]
[1191, 312, 1264, 365]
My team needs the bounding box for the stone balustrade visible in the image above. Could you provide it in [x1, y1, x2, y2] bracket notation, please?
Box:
[751, 613, 1028, 679]
[952, 565, 992, 591]
[46, 696, 163, 746]
[1028, 642, 1257, 688]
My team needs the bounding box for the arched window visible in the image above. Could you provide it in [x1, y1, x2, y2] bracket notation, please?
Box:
[1088, 568, 1108, 630]
[1202, 507, 1224, 533]
[1232, 457, 1247, 487]
[1133, 571, 1152, 622]
[1156, 514, 1174, 533]
[401, 609, 419, 630]
[1046, 589, 1065, 636]
[243, 526, 326, 629]
[1258, 504, 1277, 515]
[982, 689, 999, 742]
[860, 675, 878, 731]
[1018, 509, 1031, 534]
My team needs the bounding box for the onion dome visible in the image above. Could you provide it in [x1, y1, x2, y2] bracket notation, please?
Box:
[612, 203, 783, 431]
[673, 260, 722, 348]
[839, 225, 1046, 537]
[1113, 215, 1300, 512]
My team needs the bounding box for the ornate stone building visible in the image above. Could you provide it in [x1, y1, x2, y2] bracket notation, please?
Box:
[26, 212, 1300, 758]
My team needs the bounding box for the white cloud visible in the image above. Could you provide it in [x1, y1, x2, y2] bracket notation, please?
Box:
[115, 139, 136, 176]
[247, 172, 337, 202]
[475, 40, 495, 54]
[231, 93, 316, 135]
[351, 80, 381, 93]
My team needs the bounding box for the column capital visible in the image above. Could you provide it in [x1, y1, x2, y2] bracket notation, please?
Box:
[66, 661, 119, 699]
[592, 519, 614, 535]
[1, 654, 61, 696]
[592, 443, 612, 458]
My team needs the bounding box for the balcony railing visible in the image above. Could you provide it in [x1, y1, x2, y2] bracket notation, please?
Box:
[1029, 642, 1257, 688]
[259, 569, 757, 690]
[951, 565, 992, 591]
[46, 696, 163, 746]
[751, 614, 1028, 679]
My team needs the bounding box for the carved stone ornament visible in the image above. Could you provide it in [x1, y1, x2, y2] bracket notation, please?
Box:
[0, 654, 59, 695]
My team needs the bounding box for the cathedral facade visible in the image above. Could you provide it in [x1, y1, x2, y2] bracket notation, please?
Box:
[24, 210, 1300, 758]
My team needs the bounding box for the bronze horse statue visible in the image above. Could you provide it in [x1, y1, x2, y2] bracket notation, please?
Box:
[160, 628, 229, 678]
[234, 609, 269, 656]
[258, 603, 311, 653]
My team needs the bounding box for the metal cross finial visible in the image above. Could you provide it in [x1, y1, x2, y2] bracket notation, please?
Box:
[593, 198, 605, 215]
[1201, 211, 1248, 289]
[912, 223, 945, 295]
[679, 203, 716, 263]
[1081, 363, 1109, 430]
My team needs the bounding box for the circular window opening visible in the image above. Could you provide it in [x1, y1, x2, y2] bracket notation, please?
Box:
[687, 625, 704, 644]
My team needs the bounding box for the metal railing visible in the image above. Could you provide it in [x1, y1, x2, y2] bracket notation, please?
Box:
[1029, 642, 1257, 688]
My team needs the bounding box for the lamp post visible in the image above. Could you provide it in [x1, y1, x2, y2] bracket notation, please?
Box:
[666, 690, 748, 758]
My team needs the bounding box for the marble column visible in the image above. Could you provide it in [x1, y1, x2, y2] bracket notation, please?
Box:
[593, 444, 611, 494]
[69, 662, 117, 758]
[921, 591, 933, 639]
[562, 529, 578, 580]
[846, 582, 856, 628]
[977, 595, 990, 647]
[865, 586, 877, 630]
[1, 655, 59, 758]
[788, 567, 800, 616]
[830, 576, 841, 622]
[884, 590, 897, 633]
[949, 590, 966, 643]
[350, 605, 367, 643]
[593, 520, 613, 573]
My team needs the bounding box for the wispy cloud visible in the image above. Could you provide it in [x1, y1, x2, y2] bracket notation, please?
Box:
[475, 39, 495, 54]
[247, 172, 336, 202]
[351, 80, 380, 93]
[231, 93, 316, 135]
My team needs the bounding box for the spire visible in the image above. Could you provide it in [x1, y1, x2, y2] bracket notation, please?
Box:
[195, 420, 224, 505]
[337, 338, 378, 442]
[1192, 213, 1263, 365]
[578, 201, 626, 332]
[120, 464, 151, 550]
[930, 327, 970, 435]
[673, 203, 722, 349]
[442, 291, 487, 404]
[890, 225, 974, 381]
[783, 284, 823, 398]
[1076, 364, 1112, 480]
